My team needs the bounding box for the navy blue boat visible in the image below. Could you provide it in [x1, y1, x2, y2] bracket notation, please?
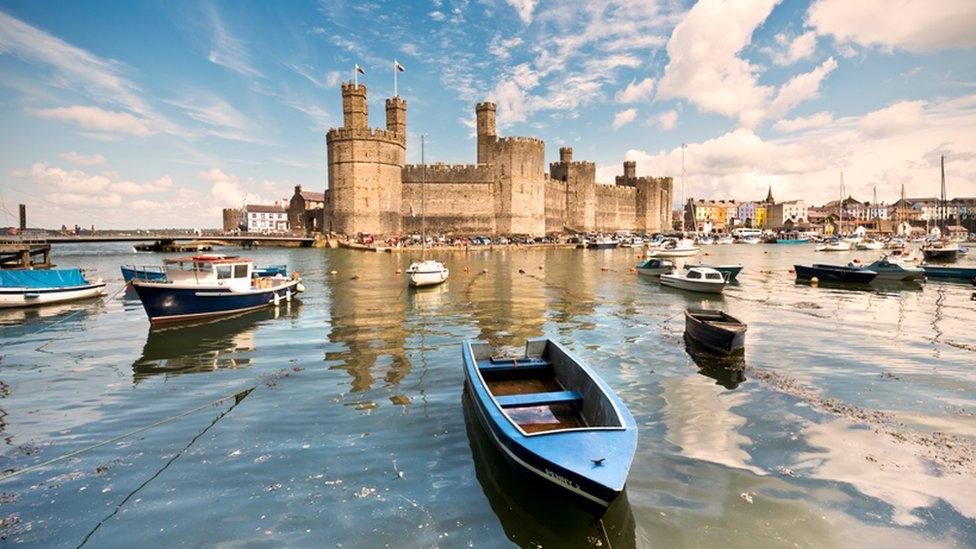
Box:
[921, 264, 976, 282]
[131, 256, 302, 324]
[684, 308, 747, 355]
[795, 264, 877, 283]
[462, 339, 637, 509]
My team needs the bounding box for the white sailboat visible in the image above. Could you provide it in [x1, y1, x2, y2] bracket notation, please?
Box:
[407, 135, 449, 287]
[816, 172, 852, 251]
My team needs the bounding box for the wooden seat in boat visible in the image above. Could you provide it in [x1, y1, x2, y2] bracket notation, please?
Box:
[495, 390, 583, 409]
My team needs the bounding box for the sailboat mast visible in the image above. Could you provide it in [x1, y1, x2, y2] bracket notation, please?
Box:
[940, 154, 946, 233]
[681, 143, 686, 233]
[421, 135, 427, 258]
[839, 172, 844, 234]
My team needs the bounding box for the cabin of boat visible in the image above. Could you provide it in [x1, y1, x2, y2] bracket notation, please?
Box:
[161, 255, 257, 290]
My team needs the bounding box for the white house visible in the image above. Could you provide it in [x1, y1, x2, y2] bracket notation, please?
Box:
[244, 204, 289, 232]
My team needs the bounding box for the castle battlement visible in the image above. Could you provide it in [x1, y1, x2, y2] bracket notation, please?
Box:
[550, 160, 596, 169]
[495, 136, 545, 146]
[402, 163, 492, 184]
[326, 127, 405, 144]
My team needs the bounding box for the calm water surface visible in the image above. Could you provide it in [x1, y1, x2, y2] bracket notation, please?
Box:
[1, 243, 974, 547]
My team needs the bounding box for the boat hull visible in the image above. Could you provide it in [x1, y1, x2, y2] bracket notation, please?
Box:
[776, 239, 809, 244]
[121, 265, 166, 283]
[649, 248, 699, 257]
[684, 309, 747, 355]
[660, 275, 725, 294]
[921, 265, 976, 281]
[795, 265, 877, 283]
[922, 249, 959, 262]
[0, 283, 106, 308]
[586, 242, 618, 249]
[685, 264, 742, 281]
[408, 269, 449, 287]
[132, 279, 301, 324]
[461, 340, 637, 509]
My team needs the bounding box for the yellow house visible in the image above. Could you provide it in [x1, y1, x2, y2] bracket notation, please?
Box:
[755, 205, 767, 228]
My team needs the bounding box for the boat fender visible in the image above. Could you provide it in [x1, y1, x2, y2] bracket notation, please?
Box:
[811, 276, 819, 285]
[273, 292, 280, 306]
[330, 270, 338, 275]
[285, 289, 292, 302]
[296, 282, 306, 293]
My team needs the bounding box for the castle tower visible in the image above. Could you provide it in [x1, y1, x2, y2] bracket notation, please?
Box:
[326, 82, 406, 236]
[551, 147, 596, 232]
[386, 97, 406, 135]
[476, 102, 497, 164]
[342, 82, 368, 129]
[623, 160, 636, 179]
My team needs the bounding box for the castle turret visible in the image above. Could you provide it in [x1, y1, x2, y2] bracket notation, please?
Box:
[476, 102, 497, 164]
[385, 97, 406, 136]
[623, 160, 636, 179]
[551, 150, 596, 232]
[559, 147, 573, 163]
[342, 82, 368, 129]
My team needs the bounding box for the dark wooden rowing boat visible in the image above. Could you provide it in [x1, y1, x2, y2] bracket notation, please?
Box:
[684, 308, 747, 355]
[461, 339, 637, 509]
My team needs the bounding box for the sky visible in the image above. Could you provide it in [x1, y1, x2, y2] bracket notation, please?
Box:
[1, 0, 975, 229]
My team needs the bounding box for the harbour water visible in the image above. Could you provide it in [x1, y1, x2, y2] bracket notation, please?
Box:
[1, 243, 974, 546]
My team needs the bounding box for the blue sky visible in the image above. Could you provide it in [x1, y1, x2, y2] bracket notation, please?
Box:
[1, 0, 975, 228]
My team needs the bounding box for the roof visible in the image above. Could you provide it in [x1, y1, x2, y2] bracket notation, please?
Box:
[245, 204, 286, 213]
[164, 255, 252, 264]
[299, 191, 325, 202]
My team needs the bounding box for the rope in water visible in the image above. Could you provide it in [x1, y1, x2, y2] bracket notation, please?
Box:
[0, 387, 255, 483]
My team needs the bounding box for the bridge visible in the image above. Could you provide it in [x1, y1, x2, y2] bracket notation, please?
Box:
[0, 234, 316, 246]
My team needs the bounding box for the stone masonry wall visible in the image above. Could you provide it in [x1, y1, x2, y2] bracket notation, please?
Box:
[487, 137, 546, 236]
[544, 179, 567, 234]
[595, 184, 637, 232]
[401, 164, 494, 234]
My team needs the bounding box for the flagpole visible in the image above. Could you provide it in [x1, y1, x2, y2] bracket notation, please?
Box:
[354, 64, 358, 87]
[393, 60, 398, 97]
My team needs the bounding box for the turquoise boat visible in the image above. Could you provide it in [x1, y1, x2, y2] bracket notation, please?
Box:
[921, 264, 976, 282]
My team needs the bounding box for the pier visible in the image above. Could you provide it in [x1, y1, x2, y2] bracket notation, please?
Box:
[0, 242, 53, 269]
[0, 234, 316, 248]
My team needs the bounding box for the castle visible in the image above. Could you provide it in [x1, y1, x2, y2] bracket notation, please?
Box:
[323, 83, 673, 237]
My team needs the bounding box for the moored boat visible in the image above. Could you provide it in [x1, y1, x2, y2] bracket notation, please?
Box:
[406, 259, 449, 287]
[121, 264, 166, 283]
[684, 308, 747, 355]
[920, 264, 976, 282]
[856, 238, 885, 250]
[131, 255, 303, 324]
[461, 339, 637, 509]
[794, 263, 877, 283]
[660, 267, 727, 294]
[857, 257, 924, 281]
[716, 234, 734, 245]
[0, 269, 106, 308]
[921, 239, 959, 262]
[635, 257, 674, 276]
[586, 236, 618, 249]
[684, 263, 743, 281]
[815, 238, 852, 252]
[647, 238, 699, 257]
[739, 235, 761, 245]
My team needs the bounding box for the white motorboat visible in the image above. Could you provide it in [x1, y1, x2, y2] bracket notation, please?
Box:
[660, 267, 727, 294]
[407, 136, 449, 288]
[0, 269, 106, 308]
[856, 238, 884, 250]
[739, 236, 761, 245]
[406, 259, 449, 287]
[697, 236, 715, 245]
[887, 248, 917, 263]
[716, 235, 734, 245]
[815, 239, 852, 252]
[648, 238, 700, 258]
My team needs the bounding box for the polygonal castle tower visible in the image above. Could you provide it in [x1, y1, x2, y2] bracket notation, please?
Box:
[325, 82, 406, 236]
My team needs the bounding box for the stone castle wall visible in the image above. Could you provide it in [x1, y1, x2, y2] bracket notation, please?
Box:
[401, 164, 495, 234]
[544, 179, 567, 234]
[595, 184, 638, 232]
[487, 136, 547, 235]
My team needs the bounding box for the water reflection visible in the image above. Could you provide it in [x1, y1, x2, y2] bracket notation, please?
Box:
[132, 303, 301, 382]
[684, 334, 746, 390]
[462, 389, 637, 547]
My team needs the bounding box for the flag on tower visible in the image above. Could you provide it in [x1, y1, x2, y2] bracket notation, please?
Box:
[395, 60, 405, 72]
[355, 64, 366, 75]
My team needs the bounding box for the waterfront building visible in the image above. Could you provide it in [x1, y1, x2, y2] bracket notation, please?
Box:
[906, 197, 939, 220]
[767, 199, 808, 228]
[736, 201, 767, 229]
[684, 199, 739, 231]
[244, 204, 289, 233]
[322, 83, 672, 237]
[288, 185, 325, 234]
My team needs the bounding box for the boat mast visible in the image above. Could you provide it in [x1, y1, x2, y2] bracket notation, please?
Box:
[839, 172, 844, 235]
[421, 134, 427, 259]
[681, 143, 686, 234]
[940, 154, 946, 235]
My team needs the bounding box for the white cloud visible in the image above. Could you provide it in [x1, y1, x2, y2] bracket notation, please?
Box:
[773, 111, 833, 132]
[110, 176, 173, 196]
[505, 0, 538, 24]
[859, 100, 926, 138]
[205, 5, 262, 78]
[615, 78, 655, 104]
[657, 110, 678, 130]
[166, 92, 259, 143]
[603, 94, 976, 207]
[656, 0, 780, 126]
[27, 105, 154, 136]
[807, 0, 976, 53]
[60, 151, 107, 166]
[197, 167, 281, 208]
[765, 31, 818, 66]
[428, 11, 445, 21]
[767, 57, 837, 119]
[612, 108, 637, 130]
[488, 35, 524, 61]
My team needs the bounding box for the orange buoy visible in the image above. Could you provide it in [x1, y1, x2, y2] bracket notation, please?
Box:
[518, 269, 525, 274]
[811, 276, 819, 285]
[482, 269, 488, 274]
[395, 268, 402, 274]
[350, 274, 360, 280]
[538, 266, 543, 270]
[330, 270, 338, 275]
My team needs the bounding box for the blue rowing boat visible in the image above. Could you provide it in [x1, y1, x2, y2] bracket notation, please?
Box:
[921, 264, 976, 282]
[121, 264, 166, 282]
[462, 339, 637, 508]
